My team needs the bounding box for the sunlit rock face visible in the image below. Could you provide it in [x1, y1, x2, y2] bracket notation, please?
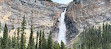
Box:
[66, 0, 111, 47]
[0, 0, 67, 38]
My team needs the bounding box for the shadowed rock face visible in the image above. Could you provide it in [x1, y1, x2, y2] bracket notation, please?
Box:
[66, 0, 111, 47]
[65, 14, 78, 42]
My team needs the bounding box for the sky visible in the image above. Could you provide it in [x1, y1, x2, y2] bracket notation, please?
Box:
[52, 0, 73, 4]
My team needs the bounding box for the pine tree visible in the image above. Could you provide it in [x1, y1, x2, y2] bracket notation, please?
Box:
[54, 42, 60, 49]
[0, 23, 1, 33]
[41, 31, 47, 49]
[12, 31, 18, 49]
[35, 31, 39, 49]
[61, 41, 66, 49]
[20, 32, 26, 49]
[101, 23, 111, 49]
[47, 31, 53, 49]
[21, 16, 26, 33]
[20, 16, 26, 49]
[39, 31, 42, 49]
[1, 24, 8, 49]
[17, 27, 20, 49]
[8, 37, 12, 49]
[78, 24, 111, 49]
[27, 25, 35, 49]
[12, 36, 18, 49]
[0, 37, 2, 49]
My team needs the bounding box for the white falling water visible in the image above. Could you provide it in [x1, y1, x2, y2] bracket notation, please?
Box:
[58, 8, 67, 45]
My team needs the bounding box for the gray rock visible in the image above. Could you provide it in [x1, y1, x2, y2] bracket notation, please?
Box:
[0, 0, 66, 38]
[66, 0, 111, 47]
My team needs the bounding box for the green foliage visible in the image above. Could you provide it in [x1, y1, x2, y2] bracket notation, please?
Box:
[12, 31, 18, 49]
[0, 37, 2, 49]
[41, 31, 47, 49]
[47, 31, 53, 49]
[17, 27, 20, 49]
[8, 37, 12, 49]
[0, 17, 67, 49]
[73, 23, 111, 49]
[54, 42, 60, 49]
[21, 16, 26, 32]
[61, 41, 66, 49]
[1, 24, 8, 49]
[12, 36, 18, 49]
[0, 23, 1, 33]
[101, 24, 111, 49]
[20, 29, 26, 49]
[27, 25, 35, 49]
[35, 31, 39, 49]
[20, 16, 26, 49]
[39, 31, 42, 49]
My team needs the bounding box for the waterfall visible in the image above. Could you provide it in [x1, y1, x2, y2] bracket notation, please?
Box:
[58, 8, 67, 45]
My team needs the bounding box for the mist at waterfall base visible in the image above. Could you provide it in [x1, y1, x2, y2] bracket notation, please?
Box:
[58, 8, 67, 45]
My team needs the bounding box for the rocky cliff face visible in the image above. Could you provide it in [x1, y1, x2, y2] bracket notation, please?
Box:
[0, 0, 67, 37]
[2, 0, 111, 46]
[66, 0, 111, 46]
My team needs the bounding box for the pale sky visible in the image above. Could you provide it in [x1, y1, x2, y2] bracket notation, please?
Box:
[52, 0, 73, 4]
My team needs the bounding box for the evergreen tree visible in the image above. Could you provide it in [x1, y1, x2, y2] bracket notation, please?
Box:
[0, 37, 2, 49]
[17, 27, 20, 49]
[21, 16, 26, 33]
[12, 31, 18, 49]
[0, 23, 1, 33]
[76, 24, 111, 49]
[54, 42, 60, 49]
[20, 16, 26, 49]
[12, 36, 18, 49]
[61, 41, 66, 49]
[101, 23, 111, 49]
[39, 31, 42, 49]
[1, 24, 8, 49]
[35, 31, 39, 49]
[27, 25, 35, 49]
[41, 31, 47, 49]
[8, 37, 12, 49]
[20, 32, 26, 49]
[47, 31, 53, 49]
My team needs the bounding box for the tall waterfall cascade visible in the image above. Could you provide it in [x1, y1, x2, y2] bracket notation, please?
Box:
[58, 8, 67, 45]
